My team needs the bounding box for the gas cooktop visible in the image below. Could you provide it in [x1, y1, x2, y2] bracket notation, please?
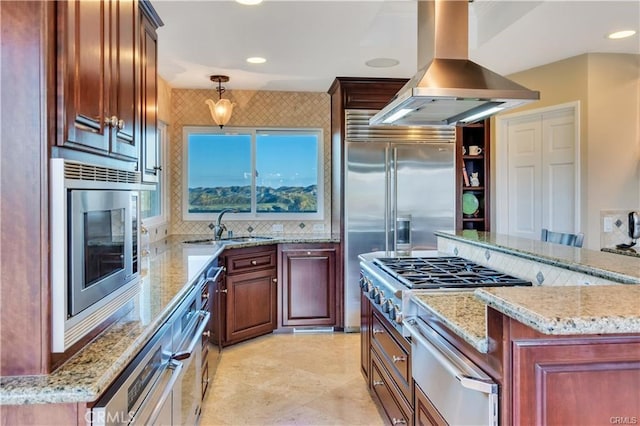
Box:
[372, 256, 531, 289]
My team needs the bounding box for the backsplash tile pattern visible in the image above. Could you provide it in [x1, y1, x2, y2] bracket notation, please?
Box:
[437, 238, 619, 286]
[168, 89, 331, 236]
[600, 210, 637, 248]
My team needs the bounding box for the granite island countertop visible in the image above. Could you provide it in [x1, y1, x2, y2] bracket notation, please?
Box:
[0, 233, 340, 406]
[435, 230, 640, 284]
[409, 285, 640, 355]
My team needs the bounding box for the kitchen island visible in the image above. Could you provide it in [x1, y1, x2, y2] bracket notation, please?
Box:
[407, 231, 640, 425]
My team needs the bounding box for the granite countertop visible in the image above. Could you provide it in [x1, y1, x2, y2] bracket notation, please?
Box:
[475, 285, 640, 335]
[0, 236, 221, 406]
[435, 230, 640, 284]
[409, 285, 640, 355]
[411, 291, 489, 353]
[0, 233, 340, 406]
[601, 246, 640, 258]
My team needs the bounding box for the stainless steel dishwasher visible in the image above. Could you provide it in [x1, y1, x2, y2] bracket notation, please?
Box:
[92, 285, 210, 425]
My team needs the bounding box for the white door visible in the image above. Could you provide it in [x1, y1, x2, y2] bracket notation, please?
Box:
[497, 103, 580, 240]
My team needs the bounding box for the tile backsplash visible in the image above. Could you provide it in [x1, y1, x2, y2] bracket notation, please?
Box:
[167, 88, 331, 236]
[600, 210, 637, 248]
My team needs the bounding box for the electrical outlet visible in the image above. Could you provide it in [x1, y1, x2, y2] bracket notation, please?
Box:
[312, 224, 325, 232]
[603, 216, 613, 232]
[272, 224, 284, 233]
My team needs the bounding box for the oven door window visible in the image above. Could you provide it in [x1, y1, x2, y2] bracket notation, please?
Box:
[84, 209, 126, 288]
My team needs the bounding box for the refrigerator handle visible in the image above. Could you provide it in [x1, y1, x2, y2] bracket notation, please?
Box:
[390, 147, 398, 252]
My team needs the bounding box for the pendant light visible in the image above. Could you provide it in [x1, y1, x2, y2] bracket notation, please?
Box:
[205, 75, 234, 128]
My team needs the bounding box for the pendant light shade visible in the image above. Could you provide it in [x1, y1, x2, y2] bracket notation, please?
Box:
[205, 75, 234, 128]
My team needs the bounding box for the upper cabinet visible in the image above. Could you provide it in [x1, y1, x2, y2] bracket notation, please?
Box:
[139, 1, 163, 183]
[55, 0, 161, 166]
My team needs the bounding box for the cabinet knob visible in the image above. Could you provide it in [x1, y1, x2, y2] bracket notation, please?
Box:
[307, 251, 311, 255]
[272, 278, 278, 283]
[116, 118, 125, 130]
[153, 166, 162, 171]
[251, 260, 257, 265]
[202, 330, 211, 337]
[219, 288, 228, 294]
[105, 115, 118, 127]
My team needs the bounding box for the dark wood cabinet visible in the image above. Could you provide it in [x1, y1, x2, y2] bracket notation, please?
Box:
[361, 291, 371, 380]
[56, 0, 143, 163]
[139, 3, 162, 183]
[278, 243, 339, 328]
[456, 121, 491, 231]
[361, 293, 414, 425]
[219, 246, 277, 346]
[414, 382, 447, 426]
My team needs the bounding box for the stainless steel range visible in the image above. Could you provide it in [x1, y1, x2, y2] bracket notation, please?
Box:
[359, 255, 531, 334]
[360, 254, 531, 426]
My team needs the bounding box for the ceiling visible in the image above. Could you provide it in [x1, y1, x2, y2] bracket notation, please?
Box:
[153, 0, 640, 93]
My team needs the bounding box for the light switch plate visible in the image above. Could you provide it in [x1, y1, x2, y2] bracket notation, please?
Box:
[603, 216, 613, 232]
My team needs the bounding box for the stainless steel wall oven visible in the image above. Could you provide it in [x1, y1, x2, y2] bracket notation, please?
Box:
[51, 159, 142, 352]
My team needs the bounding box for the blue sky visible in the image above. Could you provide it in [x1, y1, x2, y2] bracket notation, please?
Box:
[188, 132, 318, 188]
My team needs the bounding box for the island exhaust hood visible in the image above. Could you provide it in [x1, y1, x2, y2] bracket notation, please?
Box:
[370, 0, 539, 127]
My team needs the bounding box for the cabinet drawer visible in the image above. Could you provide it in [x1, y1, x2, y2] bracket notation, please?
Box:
[371, 351, 413, 426]
[224, 248, 276, 275]
[371, 310, 412, 404]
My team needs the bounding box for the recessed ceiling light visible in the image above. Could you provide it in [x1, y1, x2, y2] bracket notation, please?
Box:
[365, 58, 400, 68]
[236, 0, 263, 5]
[246, 57, 266, 64]
[607, 30, 636, 40]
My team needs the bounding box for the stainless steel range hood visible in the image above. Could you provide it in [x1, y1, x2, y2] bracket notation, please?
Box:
[370, 0, 539, 127]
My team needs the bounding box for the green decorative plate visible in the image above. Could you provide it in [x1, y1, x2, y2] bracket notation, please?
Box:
[462, 193, 480, 216]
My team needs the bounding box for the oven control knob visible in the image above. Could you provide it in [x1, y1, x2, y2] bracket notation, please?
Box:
[387, 303, 395, 318]
[369, 287, 377, 300]
[394, 306, 403, 324]
[376, 289, 385, 305]
[382, 299, 392, 313]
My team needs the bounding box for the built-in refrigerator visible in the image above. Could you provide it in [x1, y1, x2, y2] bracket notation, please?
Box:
[342, 111, 456, 330]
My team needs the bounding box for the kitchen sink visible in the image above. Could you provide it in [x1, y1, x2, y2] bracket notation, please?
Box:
[182, 236, 273, 245]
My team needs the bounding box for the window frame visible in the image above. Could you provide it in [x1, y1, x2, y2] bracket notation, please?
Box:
[140, 120, 169, 227]
[182, 126, 324, 221]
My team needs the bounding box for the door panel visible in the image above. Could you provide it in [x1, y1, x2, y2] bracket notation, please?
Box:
[507, 117, 542, 239]
[394, 144, 454, 250]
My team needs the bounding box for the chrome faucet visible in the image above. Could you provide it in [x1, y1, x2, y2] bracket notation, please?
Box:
[213, 208, 237, 240]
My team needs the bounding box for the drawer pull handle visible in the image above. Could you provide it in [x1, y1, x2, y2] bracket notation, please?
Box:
[392, 355, 406, 363]
[251, 260, 257, 265]
[372, 328, 384, 335]
[372, 380, 384, 387]
[392, 418, 406, 425]
[202, 330, 211, 337]
[219, 289, 228, 294]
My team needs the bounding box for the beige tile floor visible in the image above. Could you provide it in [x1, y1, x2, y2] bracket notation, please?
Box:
[199, 332, 385, 426]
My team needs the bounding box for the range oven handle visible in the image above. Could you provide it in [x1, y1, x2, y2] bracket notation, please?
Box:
[131, 360, 183, 425]
[404, 318, 497, 395]
[172, 311, 210, 361]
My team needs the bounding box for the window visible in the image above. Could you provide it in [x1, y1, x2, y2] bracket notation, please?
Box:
[141, 121, 168, 225]
[183, 127, 323, 220]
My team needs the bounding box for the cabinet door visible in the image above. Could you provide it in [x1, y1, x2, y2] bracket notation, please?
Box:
[225, 268, 277, 345]
[280, 247, 337, 327]
[109, 0, 138, 160]
[361, 291, 371, 379]
[140, 11, 160, 182]
[58, 0, 110, 154]
[415, 382, 448, 426]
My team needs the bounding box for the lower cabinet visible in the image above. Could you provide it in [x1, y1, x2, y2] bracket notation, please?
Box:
[362, 296, 414, 425]
[219, 245, 277, 346]
[414, 383, 447, 426]
[278, 243, 339, 328]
